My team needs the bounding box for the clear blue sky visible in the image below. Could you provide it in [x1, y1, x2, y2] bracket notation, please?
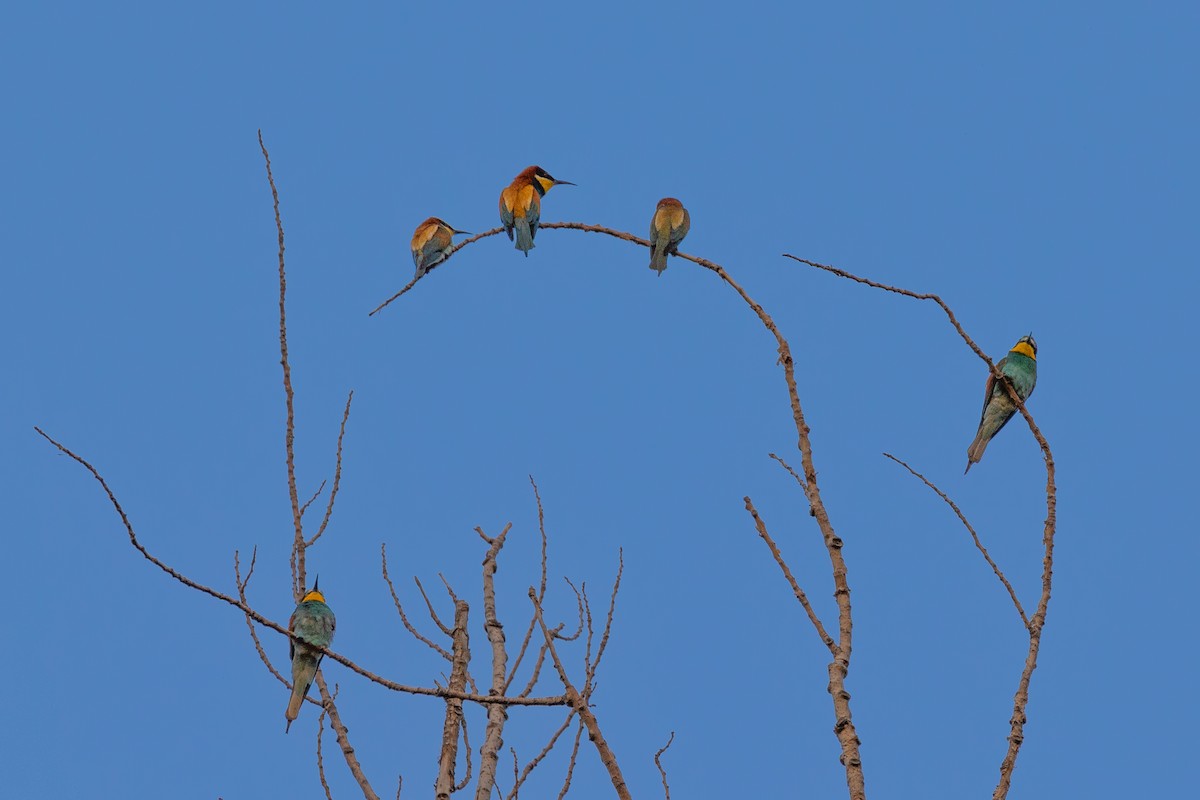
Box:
[4, 3, 1196, 798]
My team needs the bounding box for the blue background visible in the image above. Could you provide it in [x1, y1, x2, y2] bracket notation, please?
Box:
[3, 3, 1196, 798]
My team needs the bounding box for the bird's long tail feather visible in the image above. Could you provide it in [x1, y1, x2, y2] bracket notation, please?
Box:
[514, 219, 535, 255]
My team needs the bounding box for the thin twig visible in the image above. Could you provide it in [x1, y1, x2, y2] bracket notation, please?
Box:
[505, 477, 550, 694]
[586, 549, 622, 691]
[506, 710, 577, 800]
[382, 544, 452, 660]
[235, 548, 290, 687]
[416, 576, 454, 637]
[653, 732, 675, 800]
[556, 722, 584, 800]
[300, 480, 327, 519]
[744, 497, 837, 654]
[257, 131, 305, 599]
[317, 705, 334, 800]
[455, 712, 474, 793]
[883, 453, 1029, 627]
[308, 391, 354, 547]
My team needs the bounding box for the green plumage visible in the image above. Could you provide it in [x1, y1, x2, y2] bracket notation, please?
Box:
[285, 585, 335, 732]
[965, 335, 1038, 473]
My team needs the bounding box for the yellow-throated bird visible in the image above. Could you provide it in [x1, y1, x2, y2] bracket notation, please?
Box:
[498, 166, 574, 255]
[411, 217, 471, 278]
[648, 197, 690, 275]
[965, 334, 1039, 473]
[285, 578, 336, 732]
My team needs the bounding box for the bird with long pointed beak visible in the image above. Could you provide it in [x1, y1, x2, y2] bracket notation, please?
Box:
[965, 334, 1038, 473]
[648, 197, 690, 275]
[285, 577, 336, 732]
[498, 165, 574, 255]
[411, 217, 471, 278]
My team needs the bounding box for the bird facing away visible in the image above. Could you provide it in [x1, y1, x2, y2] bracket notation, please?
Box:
[411, 217, 471, 278]
[285, 578, 336, 732]
[965, 334, 1038, 473]
[648, 197, 690, 275]
[498, 165, 575, 256]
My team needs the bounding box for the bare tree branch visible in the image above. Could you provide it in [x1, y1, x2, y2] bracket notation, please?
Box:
[506, 710, 577, 800]
[307, 391, 354, 547]
[35, 425, 568, 708]
[883, 453, 1029, 627]
[474, 524, 514, 800]
[234, 547, 290, 687]
[300, 480, 328, 519]
[436, 600, 472, 800]
[257, 130, 305, 598]
[743, 497, 836, 653]
[317, 703, 335, 800]
[555, 722, 584, 800]
[382, 544, 452, 661]
[654, 732, 675, 800]
[317, 674, 380, 800]
[586, 549, 622, 691]
[455, 711, 474, 793]
[505, 477, 550, 694]
[530, 590, 630, 800]
[415, 576, 455, 637]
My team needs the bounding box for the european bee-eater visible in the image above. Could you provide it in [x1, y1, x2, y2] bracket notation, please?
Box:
[411, 217, 470, 278]
[498, 166, 574, 256]
[648, 197, 690, 275]
[285, 577, 336, 732]
[965, 334, 1038, 473]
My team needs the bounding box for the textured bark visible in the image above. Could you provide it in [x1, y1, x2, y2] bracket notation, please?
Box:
[436, 600, 471, 800]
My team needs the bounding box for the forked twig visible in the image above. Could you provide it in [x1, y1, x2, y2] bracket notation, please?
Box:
[744, 497, 836, 653]
[530, 591, 630, 800]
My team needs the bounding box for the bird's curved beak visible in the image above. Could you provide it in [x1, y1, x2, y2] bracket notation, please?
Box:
[452, 229, 472, 236]
[553, 179, 576, 187]
[313, 575, 320, 592]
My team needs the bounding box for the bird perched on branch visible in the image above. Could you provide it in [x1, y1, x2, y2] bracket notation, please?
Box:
[285, 577, 336, 732]
[498, 165, 574, 255]
[648, 197, 690, 275]
[411, 217, 470, 278]
[965, 334, 1038, 473]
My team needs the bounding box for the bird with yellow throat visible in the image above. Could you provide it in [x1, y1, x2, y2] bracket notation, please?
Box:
[285, 577, 336, 732]
[498, 165, 574, 255]
[965, 334, 1038, 473]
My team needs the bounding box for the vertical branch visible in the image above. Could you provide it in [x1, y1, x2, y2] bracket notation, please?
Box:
[436, 600, 471, 800]
[316, 673, 381, 800]
[653, 732, 675, 800]
[257, 130, 306, 599]
[703, 262, 864, 799]
[530, 591, 631, 800]
[473, 524, 513, 800]
[993, 446, 1057, 800]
